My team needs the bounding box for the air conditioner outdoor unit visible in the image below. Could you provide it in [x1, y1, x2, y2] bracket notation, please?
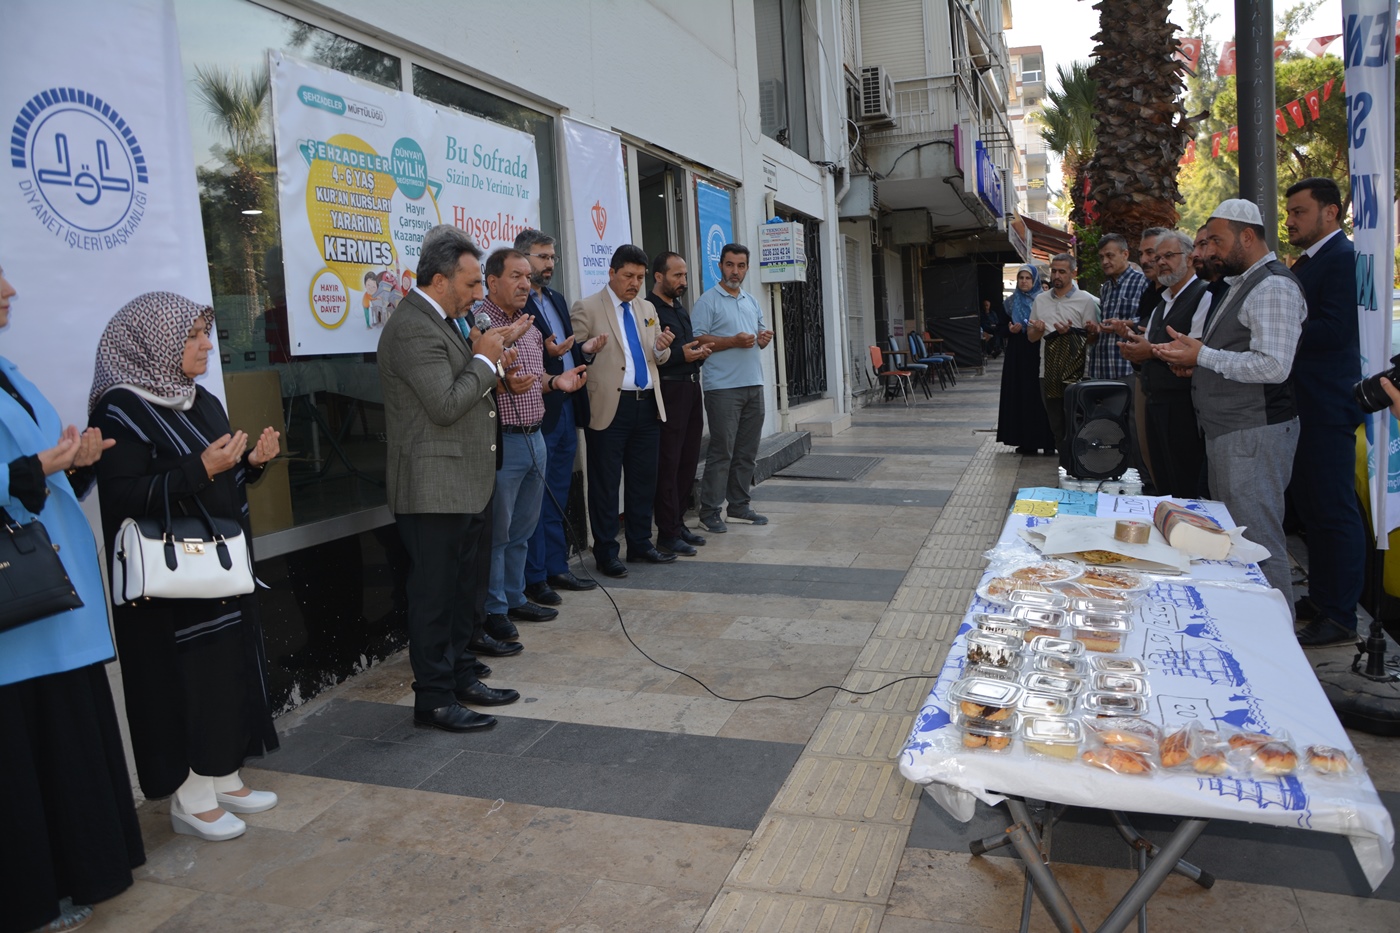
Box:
[859, 65, 894, 123]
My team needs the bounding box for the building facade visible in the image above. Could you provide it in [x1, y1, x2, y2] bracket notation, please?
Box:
[1007, 45, 1052, 225]
[154, 0, 864, 710]
[838, 0, 1027, 380]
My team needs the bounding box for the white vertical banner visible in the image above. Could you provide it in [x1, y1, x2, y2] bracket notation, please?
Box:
[0, 0, 221, 426]
[562, 119, 631, 297]
[1345, 0, 1399, 540]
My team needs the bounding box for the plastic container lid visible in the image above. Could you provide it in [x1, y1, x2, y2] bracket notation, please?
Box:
[1021, 671, 1086, 696]
[1003, 560, 1083, 586]
[1022, 715, 1084, 746]
[1083, 691, 1150, 716]
[1029, 635, 1085, 658]
[1069, 596, 1136, 615]
[1076, 567, 1147, 592]
[1011, 606, 1066, 627]
[1091, 671, 1151, 695]
[1089, 656, 1146, 674]
[974, 613, 1029, 639]
[949, 677, 1025, 712]
[1068, 612, 1135, 636]
[1019, 690, 1075, 716]
[1032, 653, 1089, 677]
[1009, 590, 1070, 611]
[956, 713, 1017, 737]
[959, 663, 1019, 683]
[966, 630, 1023, 668]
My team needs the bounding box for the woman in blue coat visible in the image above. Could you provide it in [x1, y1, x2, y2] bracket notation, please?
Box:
[0, 266, 144, 933]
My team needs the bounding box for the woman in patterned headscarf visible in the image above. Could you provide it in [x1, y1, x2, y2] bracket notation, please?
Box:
[89, 292, 282, 843]
[994, 264, 1056, 455]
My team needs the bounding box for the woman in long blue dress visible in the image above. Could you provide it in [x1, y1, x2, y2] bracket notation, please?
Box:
[995, 264, 1056, 455]
[0, 265, 144, 933]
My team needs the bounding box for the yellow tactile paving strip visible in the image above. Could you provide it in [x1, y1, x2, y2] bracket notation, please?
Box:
[696, 436, 1021, 932]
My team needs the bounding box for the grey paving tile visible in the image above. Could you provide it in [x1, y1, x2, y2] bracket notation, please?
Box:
[373, 711, 560, 753]
[416, 751, 686, 818]
[301, 737, 462, 789]
[598, 560, 906, 602]
[521, 721, 803, 776]
[290, 697, 412, 739]
[906, 788, 1400, 902]
[254, 731, 348, 774]
[756, 485, 951, 507]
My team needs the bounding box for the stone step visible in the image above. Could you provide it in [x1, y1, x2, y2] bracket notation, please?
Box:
[795, 412, 851, 437]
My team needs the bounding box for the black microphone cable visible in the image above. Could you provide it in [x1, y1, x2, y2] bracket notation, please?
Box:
[495, 308, 933, 704]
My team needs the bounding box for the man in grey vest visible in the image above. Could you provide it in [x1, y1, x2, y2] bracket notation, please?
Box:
[1154, 199, 1306, 611]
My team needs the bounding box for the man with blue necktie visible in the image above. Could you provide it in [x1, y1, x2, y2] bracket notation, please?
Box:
[515, 229, 601, 604]
[570, 245, 676, 577]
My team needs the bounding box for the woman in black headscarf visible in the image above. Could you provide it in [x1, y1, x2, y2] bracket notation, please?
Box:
[90, 292, 281, 843]
[995, 264, 1056, 455]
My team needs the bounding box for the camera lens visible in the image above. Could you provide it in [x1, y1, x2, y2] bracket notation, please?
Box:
[1354, 361, 1400, 414]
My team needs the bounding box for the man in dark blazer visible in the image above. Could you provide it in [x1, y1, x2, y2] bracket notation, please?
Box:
[378, 224, 530, 731]
[1116, 229, 1212, 498]
[570, 244, 676, 577]
[516, 229, 600, 604]
[1284, 177, 1367, 647]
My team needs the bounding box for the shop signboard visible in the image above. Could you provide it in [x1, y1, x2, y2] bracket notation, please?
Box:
[757, 221, 805, 283]
[975, 141, 1004, 217]
[561, 118, 631, 298]
[269, 52, 538, 355]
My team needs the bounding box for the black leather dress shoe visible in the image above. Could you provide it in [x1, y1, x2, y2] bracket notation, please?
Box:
[465, 661, 491, 680]
[455, 680, 520, 706]
[414, 705, 496, 732]
[467, 633, 524, 657]
[679, 528, 706, 546]
[524, 581, 562, 606]
[596, 556, 629, 578]
[485, 613, 519, 641]
[548, 571, 598, 591]
[657, 537, 697, 556]
[626, 547, 677, 564]
[508, 601, 558, 622]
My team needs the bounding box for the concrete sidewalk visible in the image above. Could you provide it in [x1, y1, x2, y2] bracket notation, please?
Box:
[83, 362, 1400, 932]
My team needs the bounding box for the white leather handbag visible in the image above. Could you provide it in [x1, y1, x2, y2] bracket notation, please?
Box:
[112, 475, 255, 605]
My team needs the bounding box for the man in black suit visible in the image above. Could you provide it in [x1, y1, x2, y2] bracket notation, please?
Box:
[378, 225, 530, 731]
[1284, 177, 1366, 647]
[1116, 229, 1212, 498]
[516, 229, 599, 604]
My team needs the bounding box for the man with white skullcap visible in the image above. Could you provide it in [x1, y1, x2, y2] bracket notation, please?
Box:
[1154, 198, 1307, 615]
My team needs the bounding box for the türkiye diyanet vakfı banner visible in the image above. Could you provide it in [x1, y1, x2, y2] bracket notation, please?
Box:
[1343, 0, 1399, 539]
[270, 52, 539, 355]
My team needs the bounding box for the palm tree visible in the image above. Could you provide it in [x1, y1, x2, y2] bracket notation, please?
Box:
[1032, 61, 1097, 225]
[1081, 0, 1189, 247]
[194, 64, 272, 323]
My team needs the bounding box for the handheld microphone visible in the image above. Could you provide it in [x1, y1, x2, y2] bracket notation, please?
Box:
[473, 306, 493, 334]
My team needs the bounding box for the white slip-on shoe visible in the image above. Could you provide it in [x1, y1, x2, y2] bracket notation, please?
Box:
[215, 788, 279, 814]
[170, 798, 246, 841]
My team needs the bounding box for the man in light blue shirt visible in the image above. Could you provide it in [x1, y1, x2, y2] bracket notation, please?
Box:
[691, 243, 773, 533]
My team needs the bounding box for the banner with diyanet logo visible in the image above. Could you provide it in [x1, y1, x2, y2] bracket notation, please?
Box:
[0, 0, 222, 427]
[696, 180, 734, 293]
[269, 52, 538, 355]
[561, 119, 631, 298]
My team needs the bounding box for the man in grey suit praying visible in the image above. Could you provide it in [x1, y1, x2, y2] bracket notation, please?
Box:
[378, 224, 532, 732]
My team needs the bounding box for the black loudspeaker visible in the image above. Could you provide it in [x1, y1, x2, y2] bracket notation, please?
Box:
[1063, 381, 1131, 480]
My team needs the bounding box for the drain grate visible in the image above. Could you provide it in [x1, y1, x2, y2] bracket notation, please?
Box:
[774, 454, 882, 481]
